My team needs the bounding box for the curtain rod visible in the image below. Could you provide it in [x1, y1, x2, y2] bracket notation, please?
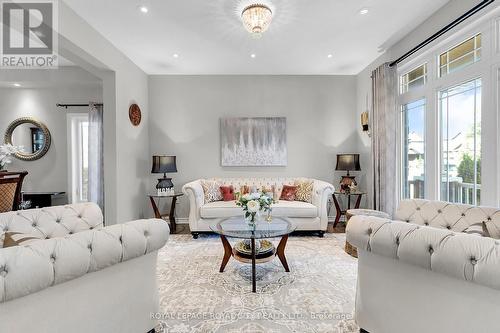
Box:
[56, 103, 103, 109]
[389, 0, 495, 67]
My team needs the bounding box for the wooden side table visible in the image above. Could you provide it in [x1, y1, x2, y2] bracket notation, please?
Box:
[148, 193, 183, 234]
[332, 191, 366, 227]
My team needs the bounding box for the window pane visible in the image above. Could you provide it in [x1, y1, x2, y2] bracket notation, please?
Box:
[400, 63, 427, 94]
[439, 34, 481, 77]
[440, 78, 481, 205]
[402, 99, 425, 199]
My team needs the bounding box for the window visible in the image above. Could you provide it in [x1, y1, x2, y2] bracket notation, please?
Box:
[440, 78, 481, 205]
[402, 99, 425, 199]
[439, 34, 481, 77]
[400, 64, 427, 94]
[67, 114, 89, 203]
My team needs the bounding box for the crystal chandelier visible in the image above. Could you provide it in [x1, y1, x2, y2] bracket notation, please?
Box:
[241, 4, 273, 38]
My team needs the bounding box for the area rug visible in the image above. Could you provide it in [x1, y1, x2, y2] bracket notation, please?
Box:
[156, 233, 358, 333]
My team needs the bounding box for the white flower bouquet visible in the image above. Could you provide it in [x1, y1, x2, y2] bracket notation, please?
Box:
[236, 192, 273, 224]
[0, 144, 22, 171]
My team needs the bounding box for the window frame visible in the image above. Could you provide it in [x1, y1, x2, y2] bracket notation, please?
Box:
[396, 12, 497, 206]
[67, 113, 90, 204]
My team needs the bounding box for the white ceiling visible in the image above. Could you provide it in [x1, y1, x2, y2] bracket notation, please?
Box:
[63, 0, 449, 75]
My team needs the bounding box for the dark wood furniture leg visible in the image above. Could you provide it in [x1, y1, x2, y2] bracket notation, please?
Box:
[333, 194, 342, 227]
[219, 235, 233, 273]
[169, 196, 177, 234]
[251, 238, 256, 293]
[276, 235, 290, 272]
[318, 230, 325, 238]
[354, 193, 362, 209]
[191, 232, 199, 239]
[360, 329, 370, 333]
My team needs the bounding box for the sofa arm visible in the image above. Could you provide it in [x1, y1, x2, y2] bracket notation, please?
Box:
[311, 180, 334, 207]
[347, 216, 500, 290]
[182, 180, 204, 222]
[0, 218, 169, 303]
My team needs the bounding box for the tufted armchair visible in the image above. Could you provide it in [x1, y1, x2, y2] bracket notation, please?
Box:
[347, 199, 500, 333]
[0, 202, 169, 333]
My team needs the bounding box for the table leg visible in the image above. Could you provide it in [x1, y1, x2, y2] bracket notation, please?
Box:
[149, 196, 161, 219]
[169, 196, 178, 234]
[276, 235, 290, 272]
[251, 238, 256, 293]
[354, 194, 362, 209]
[219, 235, 232, 273]
[333, 194, 342, 227]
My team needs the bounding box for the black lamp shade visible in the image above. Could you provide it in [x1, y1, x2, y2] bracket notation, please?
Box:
[151, 156, 177, 174]
[335, 154, 361, 171]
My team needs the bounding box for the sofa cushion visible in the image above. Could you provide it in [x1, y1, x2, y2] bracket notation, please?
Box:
[200, 200, 318, 219]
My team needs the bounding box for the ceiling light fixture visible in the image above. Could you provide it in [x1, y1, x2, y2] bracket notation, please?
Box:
[139, 5, 148, 14]
[13, 83, 21, 87]
[359, 8, 369, 15]
[173, 53, 179, 58]
[327, 54, 333, 58]
[250, 54, 256, 58]
[241, 4, 273, 38]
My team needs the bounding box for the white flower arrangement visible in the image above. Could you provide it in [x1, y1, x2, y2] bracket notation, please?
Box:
[236, 192, 273, 224]
[0, 144, 22, 170]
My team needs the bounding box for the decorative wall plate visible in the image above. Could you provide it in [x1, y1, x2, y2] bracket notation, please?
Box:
[129, 103, 142, 126]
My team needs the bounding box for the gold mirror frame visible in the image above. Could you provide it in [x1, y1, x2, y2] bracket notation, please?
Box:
[4, 117, 51, 161]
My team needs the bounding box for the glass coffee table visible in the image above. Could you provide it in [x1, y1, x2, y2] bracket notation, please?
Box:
[210, 217, 296, 293]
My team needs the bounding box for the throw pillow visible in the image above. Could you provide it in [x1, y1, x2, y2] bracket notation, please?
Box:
[3, 232, 42, 248]
[201, 180, 223, 203]
[280, 185, 297, 201]
[295, 180, 314, 203]
[220, 186, 235, 201]
[241, 185, 250, 195]
[463, 222, 490, 237]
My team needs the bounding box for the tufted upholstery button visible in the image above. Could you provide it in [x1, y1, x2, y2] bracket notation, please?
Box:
[424, 222, 429, 226]
[461, 213, 466, 217]
[367, 228, 372, 235]
[487, 217, 492, 221]
[437, 209, 442, 213]
[428, 246, 434, 254]
[50, 255, 56, 263]
[446, 226, 451, 230]
[406, 220, 410, 223]
[69, 231, 73, 235]
[395, 237, 400, 245]
[56, 218, 61, 223]
[32, 223, 37, 227]
[119, 236, 123, 243]
[78, 214, 82, 218]
[416, 207, 421, 211]
[88, 244, 92, 251]
[470, 257, 477, 265]
[144, 230, 149, 237]
[89, 226, 94, 230]
[0, 267, 7, 277]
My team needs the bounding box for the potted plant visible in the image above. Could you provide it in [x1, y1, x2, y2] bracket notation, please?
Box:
[0, 144, 22, 171]
[236, 192, 273, 226]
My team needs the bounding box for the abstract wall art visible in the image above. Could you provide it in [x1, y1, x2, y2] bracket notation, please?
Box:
[220, 117, 287, 166]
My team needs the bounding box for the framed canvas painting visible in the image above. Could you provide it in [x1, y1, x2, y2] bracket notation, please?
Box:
[220, 117, 287, 166]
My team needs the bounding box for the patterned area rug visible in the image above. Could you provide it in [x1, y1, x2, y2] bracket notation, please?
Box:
[156, 233, 358, 333]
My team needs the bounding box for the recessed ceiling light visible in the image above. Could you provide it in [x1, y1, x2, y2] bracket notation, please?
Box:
[359, 8, 369, 15]
[327, 54, 333, 58]
[173, 53, 179, 58]
[139, 5, 148, 13]
[250, 54, 256, 58]
[13, 83, 21, 87]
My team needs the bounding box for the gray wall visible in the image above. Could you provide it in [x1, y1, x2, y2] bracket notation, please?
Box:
[0, 69, 102, 195]
[149, 75, 358, 218]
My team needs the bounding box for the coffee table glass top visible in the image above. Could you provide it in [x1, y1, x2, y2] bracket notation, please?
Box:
[210, 217, 295, 239]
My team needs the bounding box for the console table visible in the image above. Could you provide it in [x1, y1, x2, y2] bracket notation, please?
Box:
[148, 193, 183, 234]
[21, 192, 67, 209]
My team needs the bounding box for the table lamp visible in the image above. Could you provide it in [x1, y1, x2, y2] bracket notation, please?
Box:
[152, 155, 177, 195]
[335, 154, 361, 193]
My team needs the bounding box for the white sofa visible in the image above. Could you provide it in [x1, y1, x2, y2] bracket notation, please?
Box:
[183, 177, 334, 238]
[0, 202, 169, 333]
[347, 199, 500, 333]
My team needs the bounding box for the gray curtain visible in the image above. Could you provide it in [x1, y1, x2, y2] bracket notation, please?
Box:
[371, 63, 398, 215]
[88, 102, 104, 212]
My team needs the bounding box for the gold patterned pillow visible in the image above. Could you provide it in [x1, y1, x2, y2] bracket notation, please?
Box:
[201, 180, 223, 203]
[295, 180, 314, 203]
[3, 232, 42, 248]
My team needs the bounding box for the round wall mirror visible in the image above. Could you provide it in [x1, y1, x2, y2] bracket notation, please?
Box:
[4, 117, 51, 161]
